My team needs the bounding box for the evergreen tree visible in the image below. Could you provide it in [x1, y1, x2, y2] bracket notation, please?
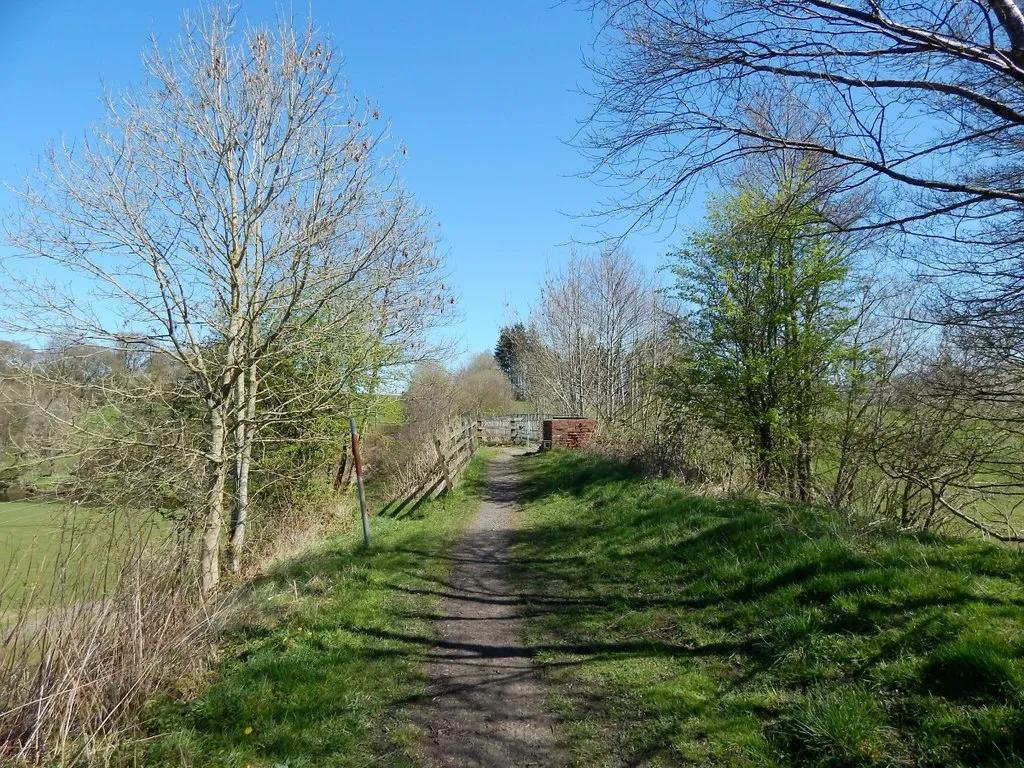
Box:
[494, 323, 532, 401]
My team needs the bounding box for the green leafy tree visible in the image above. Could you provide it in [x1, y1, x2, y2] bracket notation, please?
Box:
[669, 170, 856, 497]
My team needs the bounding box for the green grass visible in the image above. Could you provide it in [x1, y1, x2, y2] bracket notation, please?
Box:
[141, 449, 494, 768]
[0, 500, 170, 605]
[0, 500, 64, 598]
[0, 499, 64, 530]
[512, 448, 1024, 767]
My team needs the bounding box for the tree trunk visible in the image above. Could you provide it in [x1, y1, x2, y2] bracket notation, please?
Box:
[228, 364, 257, 575]
[832, 434, 854, 507]
[797, 438, 811, 502]
[333, 443, 352, 492]
[756, 422, 773, 491]
[200, 397, 228, 598]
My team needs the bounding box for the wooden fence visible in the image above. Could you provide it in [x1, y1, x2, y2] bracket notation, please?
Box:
[379, 420, 478, 517]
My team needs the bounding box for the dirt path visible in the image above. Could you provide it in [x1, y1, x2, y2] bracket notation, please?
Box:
[408, 449, 567, 767]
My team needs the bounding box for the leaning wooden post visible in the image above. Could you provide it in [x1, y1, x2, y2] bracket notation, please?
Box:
[434, 433, 453, 494]
[349, 417, 370, 546]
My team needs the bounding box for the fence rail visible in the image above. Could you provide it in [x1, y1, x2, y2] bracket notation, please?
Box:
[379, 420, 478, 517]
[378, 413, 548, 518]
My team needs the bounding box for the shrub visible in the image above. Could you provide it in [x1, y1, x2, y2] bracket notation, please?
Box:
[782, 685, 896, 767]
[0, 512, 218, 764]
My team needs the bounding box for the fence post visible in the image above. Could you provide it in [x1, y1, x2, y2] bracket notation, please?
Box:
[463, 420, 474, 475]
[455, 421, 468, 484]
[434, 433, 453, 494]
[349, 417, 370, 546]
[333, 441, 361, 491]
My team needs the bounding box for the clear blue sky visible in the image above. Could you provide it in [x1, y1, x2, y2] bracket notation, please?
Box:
[0, 0, 699, 362]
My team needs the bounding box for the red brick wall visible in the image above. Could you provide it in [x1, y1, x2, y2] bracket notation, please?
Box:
[542, 418, 597, 449]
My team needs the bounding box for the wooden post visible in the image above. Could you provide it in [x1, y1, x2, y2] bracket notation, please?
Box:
[349, 417, 370, 546]
[460, 421, 473, 481]
[434, 433, 453, 494]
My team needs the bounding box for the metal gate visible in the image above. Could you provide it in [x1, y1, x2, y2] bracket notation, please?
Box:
[476, 414, 546, 445]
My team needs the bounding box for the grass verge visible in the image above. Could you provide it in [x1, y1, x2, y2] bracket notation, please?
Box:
[140, 449, 494, 768]
[512, 448, 1024, 767]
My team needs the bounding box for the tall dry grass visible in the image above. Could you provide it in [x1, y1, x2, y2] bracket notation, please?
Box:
[237, 496, 349, 581]
[0, 509, 219, 765]
[0, 481, 360, 764]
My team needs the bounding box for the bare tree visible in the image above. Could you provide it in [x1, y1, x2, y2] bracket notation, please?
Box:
[584, 0, 1024, 238]
[222, 188, 448, 574]
[525, 247, 668, 425]
[860, 346, 1024, 542]
[824, 273, 927, 507]
[578, 0, 1024, 516]
[581, 0, 1024, 369]
[2, 6, 448, 596]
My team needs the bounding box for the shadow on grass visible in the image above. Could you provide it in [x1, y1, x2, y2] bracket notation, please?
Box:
[143, 447, 1024, 768]
[509, 448, 1024, 768]
[142, 456, 494, 768]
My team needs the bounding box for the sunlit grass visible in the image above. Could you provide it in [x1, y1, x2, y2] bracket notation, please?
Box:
[0, 500, 170, 605]
[512, 448, 1024, 767]
[141, 450, 494, 767]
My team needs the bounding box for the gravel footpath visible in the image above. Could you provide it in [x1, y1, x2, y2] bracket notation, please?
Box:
[408, 448, 567, 767]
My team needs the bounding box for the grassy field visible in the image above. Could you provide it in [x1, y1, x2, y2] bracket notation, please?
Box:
[0, 499, 63, 533]
[141, 449, 494, 767]
[2, 499, 106, 601]
[0, 499, 170, 605]
[512, 449, 1024, 767]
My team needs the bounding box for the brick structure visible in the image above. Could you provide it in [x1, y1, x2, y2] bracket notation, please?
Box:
[542, 417, 597, 450]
